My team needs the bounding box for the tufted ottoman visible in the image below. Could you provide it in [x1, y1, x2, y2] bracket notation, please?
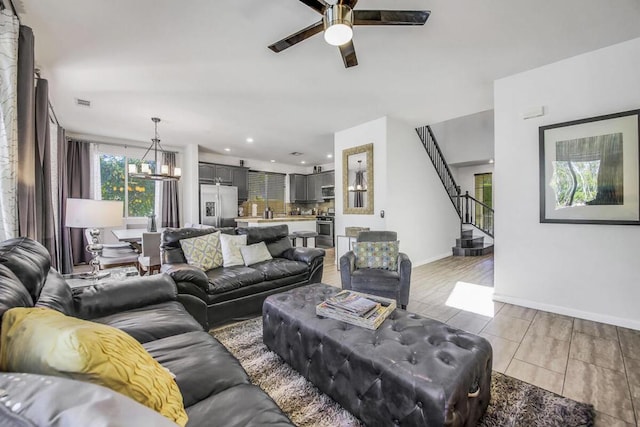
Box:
[263, 283, 492, 427]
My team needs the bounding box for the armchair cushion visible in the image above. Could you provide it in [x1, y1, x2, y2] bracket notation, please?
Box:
[0, 307, 188, 426]
[180, 231, 223, 271]
[353, 240, 399, 270]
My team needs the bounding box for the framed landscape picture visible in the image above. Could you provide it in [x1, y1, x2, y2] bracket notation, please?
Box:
[539, 109, 640, 225]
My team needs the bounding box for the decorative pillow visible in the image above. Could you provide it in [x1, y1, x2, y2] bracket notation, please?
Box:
[0, 307, 188, 427]
[353, 241, 400, 271]
[179, 231, 223, 270]
[220, 233, 248, 267]
[240, 241, 273, 266]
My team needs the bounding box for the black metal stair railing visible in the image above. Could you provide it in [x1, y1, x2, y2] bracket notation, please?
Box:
[415, 125, 462, 215]
[453, 191, 495, 238]
[415, 125, 494, 238]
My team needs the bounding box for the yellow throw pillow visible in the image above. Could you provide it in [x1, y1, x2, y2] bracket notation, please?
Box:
[0, 307, 188, 427]
[180, 230, 223, 270]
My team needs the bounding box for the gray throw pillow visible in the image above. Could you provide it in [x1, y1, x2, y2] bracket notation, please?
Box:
[240, 242, 273, 266]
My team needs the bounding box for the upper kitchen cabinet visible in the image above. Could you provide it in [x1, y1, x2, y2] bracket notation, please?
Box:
[321, 171, 335, 187]
[199, 162, 248, 201]
[232, 167, 248, 201]
[289, 174, 307, 202]
[198, 163, 216, 182]
[307, 174, 324, 202]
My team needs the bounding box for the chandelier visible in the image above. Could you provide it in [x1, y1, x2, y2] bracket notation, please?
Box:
[347, 160, 367, 192]
[128, 117, 181, 181]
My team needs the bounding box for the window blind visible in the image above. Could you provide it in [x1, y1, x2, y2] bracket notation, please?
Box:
[248, 171, 285, 202]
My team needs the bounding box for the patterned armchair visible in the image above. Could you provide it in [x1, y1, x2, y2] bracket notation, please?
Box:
[339, 231, 412, 309]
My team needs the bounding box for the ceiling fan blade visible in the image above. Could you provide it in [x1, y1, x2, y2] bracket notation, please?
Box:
[268, 21, 324, 53]
[299, 0, 328, 14]
[353, 10, 430, 26]
[339, 40, 358, 68]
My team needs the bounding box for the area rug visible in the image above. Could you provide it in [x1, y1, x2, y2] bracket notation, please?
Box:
[212, 318, 594, 427]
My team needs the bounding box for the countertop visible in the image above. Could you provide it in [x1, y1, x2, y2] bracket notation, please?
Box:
[234, 216, 317, 223]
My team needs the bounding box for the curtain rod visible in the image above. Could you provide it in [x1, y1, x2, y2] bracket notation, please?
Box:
[68, 137, 179, 155]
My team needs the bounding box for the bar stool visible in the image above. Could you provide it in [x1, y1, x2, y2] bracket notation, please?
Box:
[292, 231, 318, 248]
[288, 234, 298, 247]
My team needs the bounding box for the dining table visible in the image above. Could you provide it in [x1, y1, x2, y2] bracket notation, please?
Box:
[111, 228, 165, 243]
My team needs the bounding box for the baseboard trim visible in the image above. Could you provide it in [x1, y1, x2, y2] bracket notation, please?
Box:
[412, 252, 452, 268]
[493, 293, 640, 331]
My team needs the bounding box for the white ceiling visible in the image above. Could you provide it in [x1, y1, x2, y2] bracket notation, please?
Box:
[19, 0, 640, 166]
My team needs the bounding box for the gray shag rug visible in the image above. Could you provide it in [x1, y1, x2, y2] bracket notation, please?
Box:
[212, 317, 594, 427]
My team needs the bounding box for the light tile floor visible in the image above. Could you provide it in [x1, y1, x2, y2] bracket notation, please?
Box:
[322, 250, 640, 426]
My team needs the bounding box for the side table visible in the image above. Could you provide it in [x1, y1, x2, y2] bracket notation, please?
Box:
[63, 266, 139, 289]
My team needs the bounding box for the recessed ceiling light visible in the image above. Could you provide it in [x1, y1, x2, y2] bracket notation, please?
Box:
[270, 160, 276, 163]
[327, 154, 333, 159]
[246, 138, 254, 143]
[301, 161, 306, 164]
[224, 148, 231, 152]
[488, 159, 494, 164]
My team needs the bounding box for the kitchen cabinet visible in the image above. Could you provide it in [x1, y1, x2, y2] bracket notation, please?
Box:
[198, 164, 216, 182]
[307, 174, 324, 202]
[289, 174, 307, 202]
[232, 167, 248, 201]
[199, 162, 248, 201]
[321, 171, 335, 187]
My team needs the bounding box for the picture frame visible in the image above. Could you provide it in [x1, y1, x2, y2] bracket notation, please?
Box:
[539, 109, 640, 225]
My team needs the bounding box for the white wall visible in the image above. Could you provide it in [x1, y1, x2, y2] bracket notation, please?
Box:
[334, 116, 459, 266]
[453, 164, 495, 205]
[386, 117, 460, 265]
[430, 110, 494, 166]
[494, 37, 640, 329]
[334, 117, 387, 237]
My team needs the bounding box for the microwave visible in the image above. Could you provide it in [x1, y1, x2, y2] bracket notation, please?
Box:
[321, 185, 335, 199]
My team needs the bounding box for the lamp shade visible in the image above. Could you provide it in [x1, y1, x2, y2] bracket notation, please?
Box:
[65, 199, 124, 228]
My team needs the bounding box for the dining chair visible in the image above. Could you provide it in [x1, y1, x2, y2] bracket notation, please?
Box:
[137, 232, 162, 275]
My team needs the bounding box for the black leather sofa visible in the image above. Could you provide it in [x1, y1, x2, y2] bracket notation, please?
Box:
[0, 237, 294, 427]
[161, 224, 325, 327]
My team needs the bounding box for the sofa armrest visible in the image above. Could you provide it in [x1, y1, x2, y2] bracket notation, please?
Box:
[281, 247, 325, 265]
[339, 251, 356, 290]
[162, 263, 209, 293]
[398, 252, 412, 307]
[177, 293, 209, 330]
[73, 274, 177, 320]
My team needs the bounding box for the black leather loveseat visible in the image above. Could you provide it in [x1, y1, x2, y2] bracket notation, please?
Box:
[0, 237, 294, 427]
[161, 225, 325, 327]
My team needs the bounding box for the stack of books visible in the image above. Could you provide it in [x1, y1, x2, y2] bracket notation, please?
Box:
[316, 290, 397, 330]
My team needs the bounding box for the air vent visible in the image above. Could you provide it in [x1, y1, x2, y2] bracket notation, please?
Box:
[289, 152, 304, 156]
[75, 98, 91, 108]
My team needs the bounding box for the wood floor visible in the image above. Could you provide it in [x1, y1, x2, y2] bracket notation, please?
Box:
[322, 249, 639, 427]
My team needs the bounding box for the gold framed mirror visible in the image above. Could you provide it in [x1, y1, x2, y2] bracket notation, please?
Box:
[342, 143, 374, 215]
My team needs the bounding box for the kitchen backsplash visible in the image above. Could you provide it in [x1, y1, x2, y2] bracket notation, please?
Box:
[239, 200, 334, 217]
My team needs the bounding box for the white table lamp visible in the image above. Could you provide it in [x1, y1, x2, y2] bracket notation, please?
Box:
[65, 198, 124, 278]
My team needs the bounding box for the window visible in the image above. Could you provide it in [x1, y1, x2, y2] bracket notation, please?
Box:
[248, 171, 285, 213]
[474, 173, 492, 231]
[97, 153, 158, 218]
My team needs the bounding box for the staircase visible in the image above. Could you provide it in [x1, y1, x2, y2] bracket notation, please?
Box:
[415, 125, 494, 256]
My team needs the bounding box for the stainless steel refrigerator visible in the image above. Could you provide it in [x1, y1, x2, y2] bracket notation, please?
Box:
[200, 184, 238, 227]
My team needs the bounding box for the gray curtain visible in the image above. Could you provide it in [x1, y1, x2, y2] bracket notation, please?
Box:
[35, 78, 57, 267]
[65, 139, 91, 266]
[17, 25, 36, 239]
[161, 152, 180, 228]
[0, 10, 19, 242]
[354, 170, 364, 208]
[57, 127, 74, 273]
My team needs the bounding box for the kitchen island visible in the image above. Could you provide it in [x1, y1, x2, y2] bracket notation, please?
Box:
[235, 216, 317, 247]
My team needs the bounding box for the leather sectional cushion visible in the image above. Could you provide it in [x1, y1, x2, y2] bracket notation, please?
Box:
[206, 266, 264, 294]
[0, 265, 34, 320]
[250, 259, 308, 281]
[0, 237, 51, 300]
[143, 331, 249, 408]
[34, 269, 74, 315]
[185, 383, 294, 427]
[91, 301, 204, 343]
[236, 224, 288, 245]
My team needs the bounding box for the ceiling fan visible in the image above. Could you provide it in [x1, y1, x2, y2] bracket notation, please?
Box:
[268, 0, 430, 68]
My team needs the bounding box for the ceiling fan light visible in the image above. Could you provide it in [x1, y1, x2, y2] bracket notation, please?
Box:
[324, 23, 353, 46]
